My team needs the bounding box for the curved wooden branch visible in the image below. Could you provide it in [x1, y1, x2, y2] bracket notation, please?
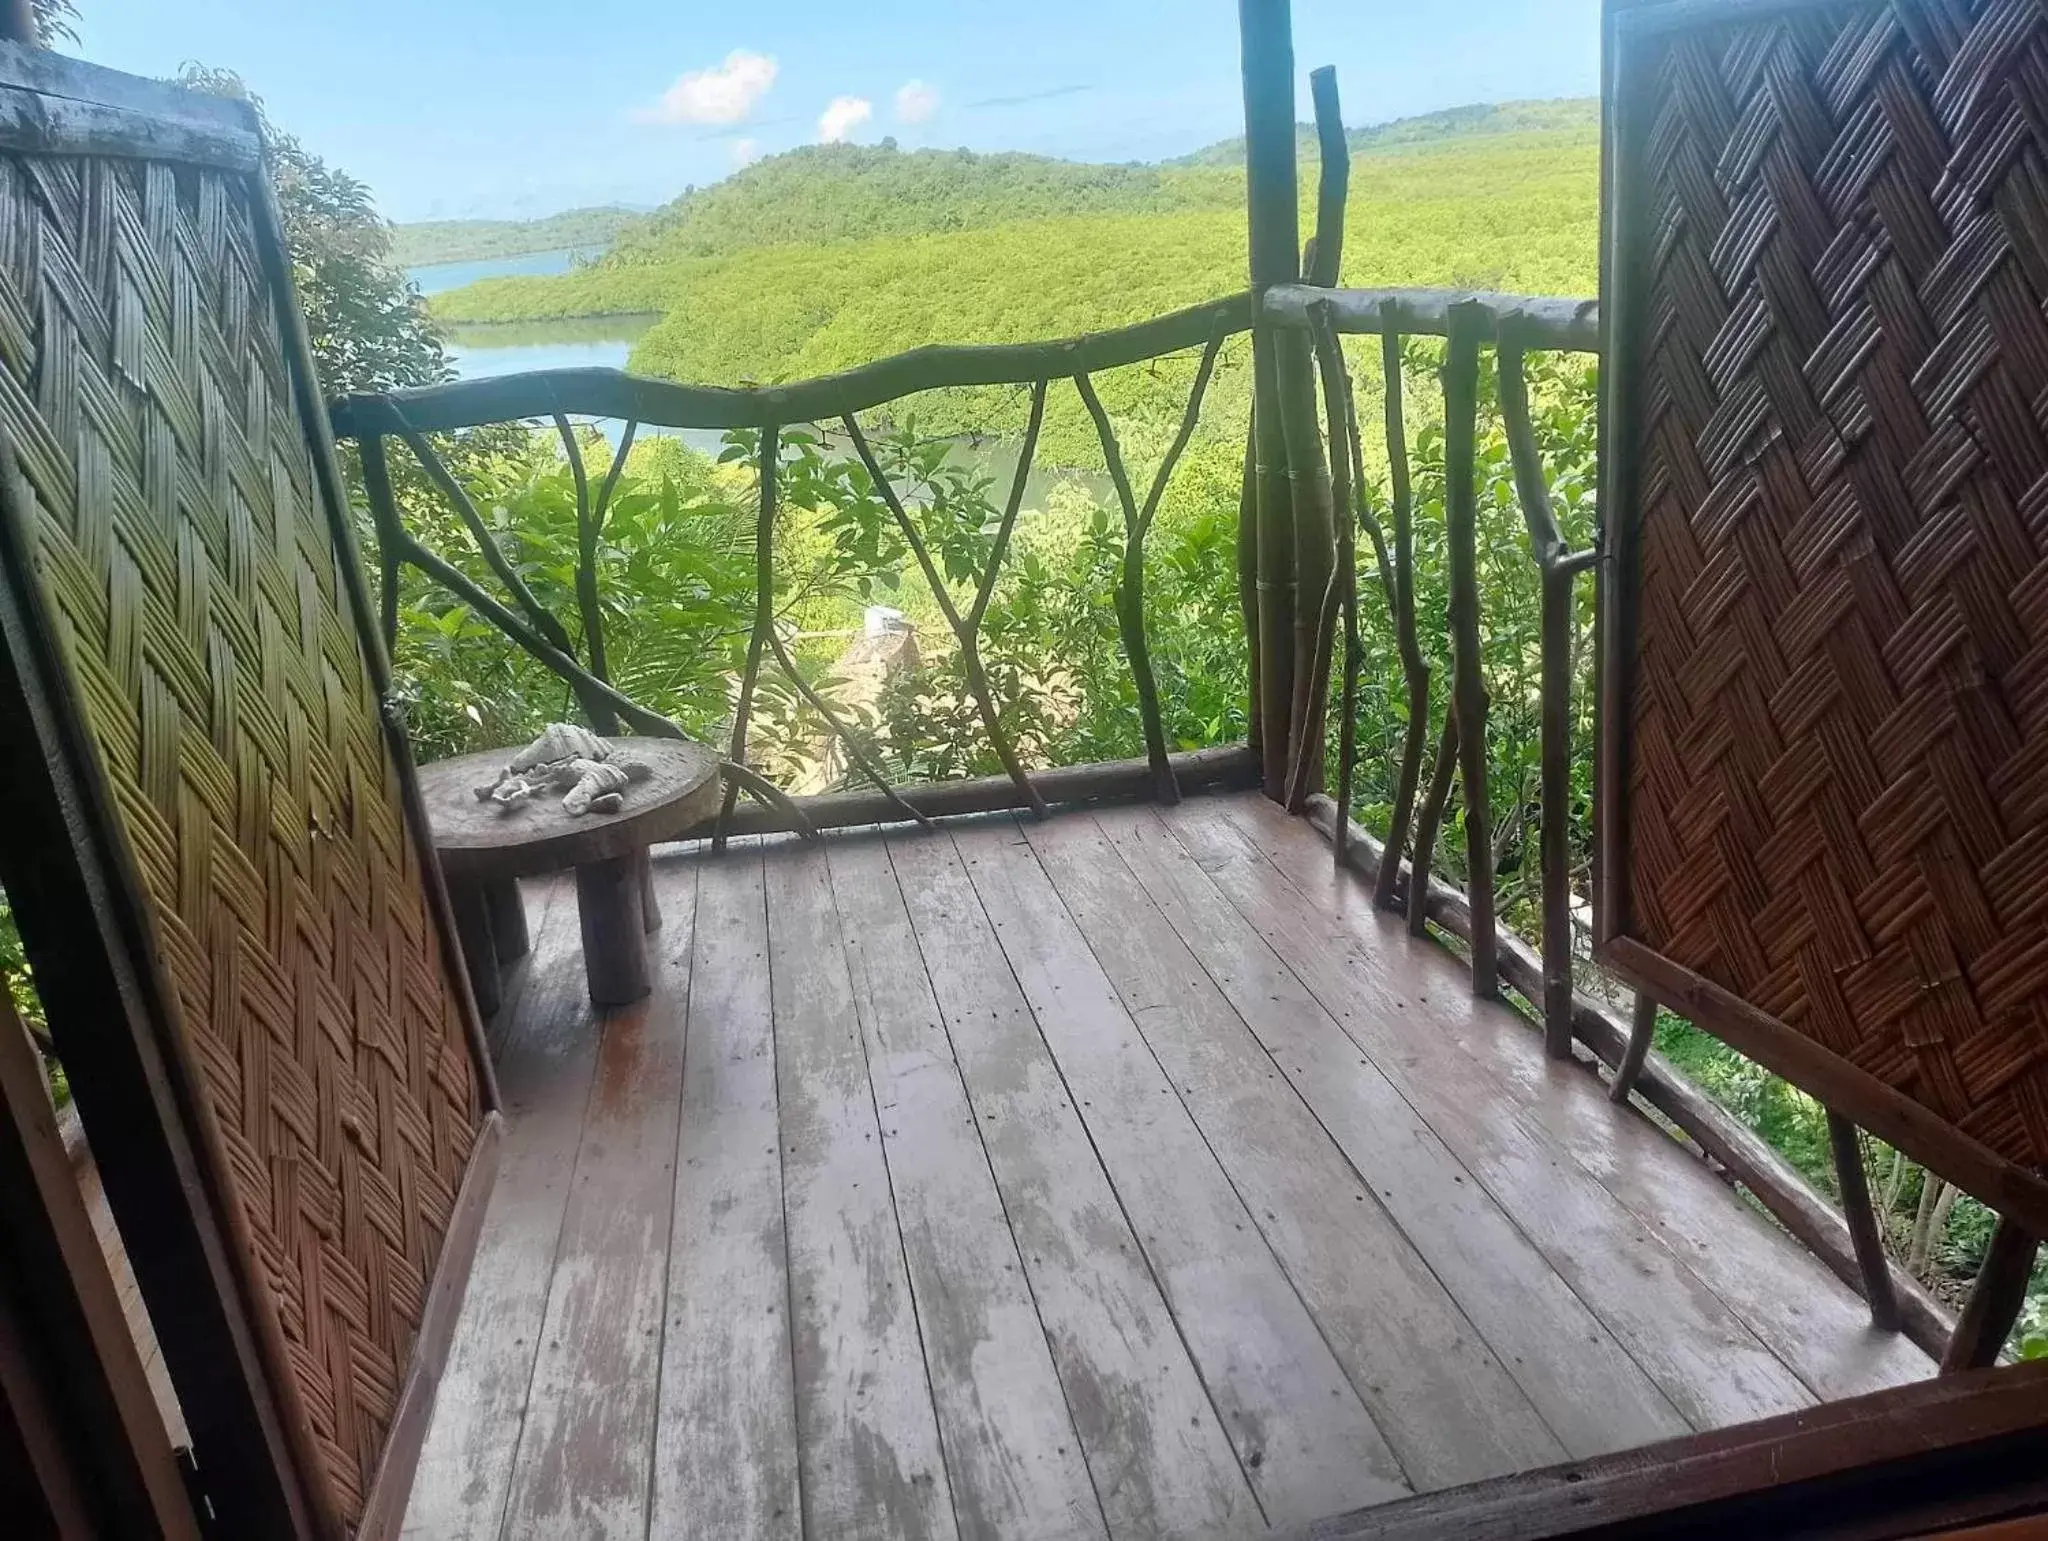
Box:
[719, 760, 820, 842]
[716, 426, 779, 852]
[1443, 300, 1496, 999]
[332, 292, 1253, 436]
[968, 379, 1047, 634]
[1074, 370, 1178, 806]
[1375, 304, 1430, 911]
[594, 419, 638, 533]
[842, 410, 1048, 819]
[1304, 302, 1360, 839]
[765, 622, 933, 829]
[1137, 329, 1228, 542]
[393, 420, 575, 654]
[1289, 302, 1351, 812]
[388, 529, 682, 740]
[553, 413, 612, 708]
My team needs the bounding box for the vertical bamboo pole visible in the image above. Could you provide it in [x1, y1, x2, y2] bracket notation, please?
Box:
[1443, 301, 1496, 998]
[1240, 0, 1301, 799]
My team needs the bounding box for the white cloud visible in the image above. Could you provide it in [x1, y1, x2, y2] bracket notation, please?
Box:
[894, 80, 940, 125]
[731, 137, 763, 168]
[636, 50, 777, 126]
[817, 95, 873, 143]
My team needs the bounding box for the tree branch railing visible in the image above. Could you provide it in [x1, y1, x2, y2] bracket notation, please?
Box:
[1265, 286, 1938, 1350]
[334, 303, 1249, 849]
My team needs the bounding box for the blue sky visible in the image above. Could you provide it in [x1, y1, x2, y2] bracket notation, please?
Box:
[75, 0, 1601, 223]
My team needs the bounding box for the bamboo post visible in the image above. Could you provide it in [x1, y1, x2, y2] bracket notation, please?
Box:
[358, 432, 404, 652]
[715, 425, 780, 851]
[1941, 1217, 2039, 1372]
[1277, 329, 1335, 808]
[1240, 0, 1301, 799]
[1375, 307, 1430, 912]
[1443, 300, 1496, 998]
[1828, 1112, 1903, 1333]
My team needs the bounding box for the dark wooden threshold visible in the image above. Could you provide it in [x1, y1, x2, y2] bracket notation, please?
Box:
[1285, 1360, 2048, 1540]
[683, 743, 1261, 842]
[1302, 795, 1957, 1361]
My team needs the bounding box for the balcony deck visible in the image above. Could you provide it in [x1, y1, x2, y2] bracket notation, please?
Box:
[403, 790, 1934, 1540]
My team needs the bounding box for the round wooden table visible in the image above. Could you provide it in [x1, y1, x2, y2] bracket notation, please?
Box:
[416, 737, 722, 1008]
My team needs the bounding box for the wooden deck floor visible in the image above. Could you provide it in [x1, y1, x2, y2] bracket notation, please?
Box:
[403, 790, 1934, 1540]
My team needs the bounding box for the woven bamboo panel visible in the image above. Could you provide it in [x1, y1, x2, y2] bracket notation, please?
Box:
[1617, 0, 2048, 1174]
[0, 152, 480, 1527]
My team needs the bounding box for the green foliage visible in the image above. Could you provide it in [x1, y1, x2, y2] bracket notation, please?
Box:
[177, 66, 448, 395]
[389, 207, 639, 268]
[605, 142, 1241, 264]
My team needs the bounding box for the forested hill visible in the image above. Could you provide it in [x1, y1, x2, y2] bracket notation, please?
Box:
[1173, 97, 1599, 167]
[601, 143, 1242, 264]
[390, 206, 639, 267]
[429, 99, 1600, 457]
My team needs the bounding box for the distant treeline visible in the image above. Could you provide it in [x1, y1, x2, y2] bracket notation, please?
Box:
[390, 206, 640, 268]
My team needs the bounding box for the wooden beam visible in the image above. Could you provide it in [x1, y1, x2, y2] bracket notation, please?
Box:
[1262, 284, 1599, 352]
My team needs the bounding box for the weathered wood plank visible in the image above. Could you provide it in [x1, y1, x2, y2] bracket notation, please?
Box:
[497, 865, 697, 1538]
[1027, 811, 1574, 1482]
[402, 884, 586, 1541]
[1168, 798, 1815, 1431]
[952, 819, 1406, 1525]
[765, 839, 958, 1541]
[885, 827, 1259, 1541]
[1092, 805, 1690, 1460]
[826, 835, 1107, 1541]
[650, 842, 801, 1540]
[1235, 795, 1936, 1402]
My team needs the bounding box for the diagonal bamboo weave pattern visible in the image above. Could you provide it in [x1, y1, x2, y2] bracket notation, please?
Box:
[0, 152, 479, 1526]
[1625, 0, 2048, 1175]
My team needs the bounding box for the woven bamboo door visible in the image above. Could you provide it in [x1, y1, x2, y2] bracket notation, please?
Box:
[0, 49, 498, 1541]
[1598, 0, 2048, 1235]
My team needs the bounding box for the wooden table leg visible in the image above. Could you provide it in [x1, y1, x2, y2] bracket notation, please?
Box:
[638, 847, 662, 933]
[447, 879, 502, 1018]
[577, 854, 650, 1006]
[483, 877, 529, 962]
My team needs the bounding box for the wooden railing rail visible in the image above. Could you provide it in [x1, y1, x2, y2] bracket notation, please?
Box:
[329, 293, 1252, 438]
